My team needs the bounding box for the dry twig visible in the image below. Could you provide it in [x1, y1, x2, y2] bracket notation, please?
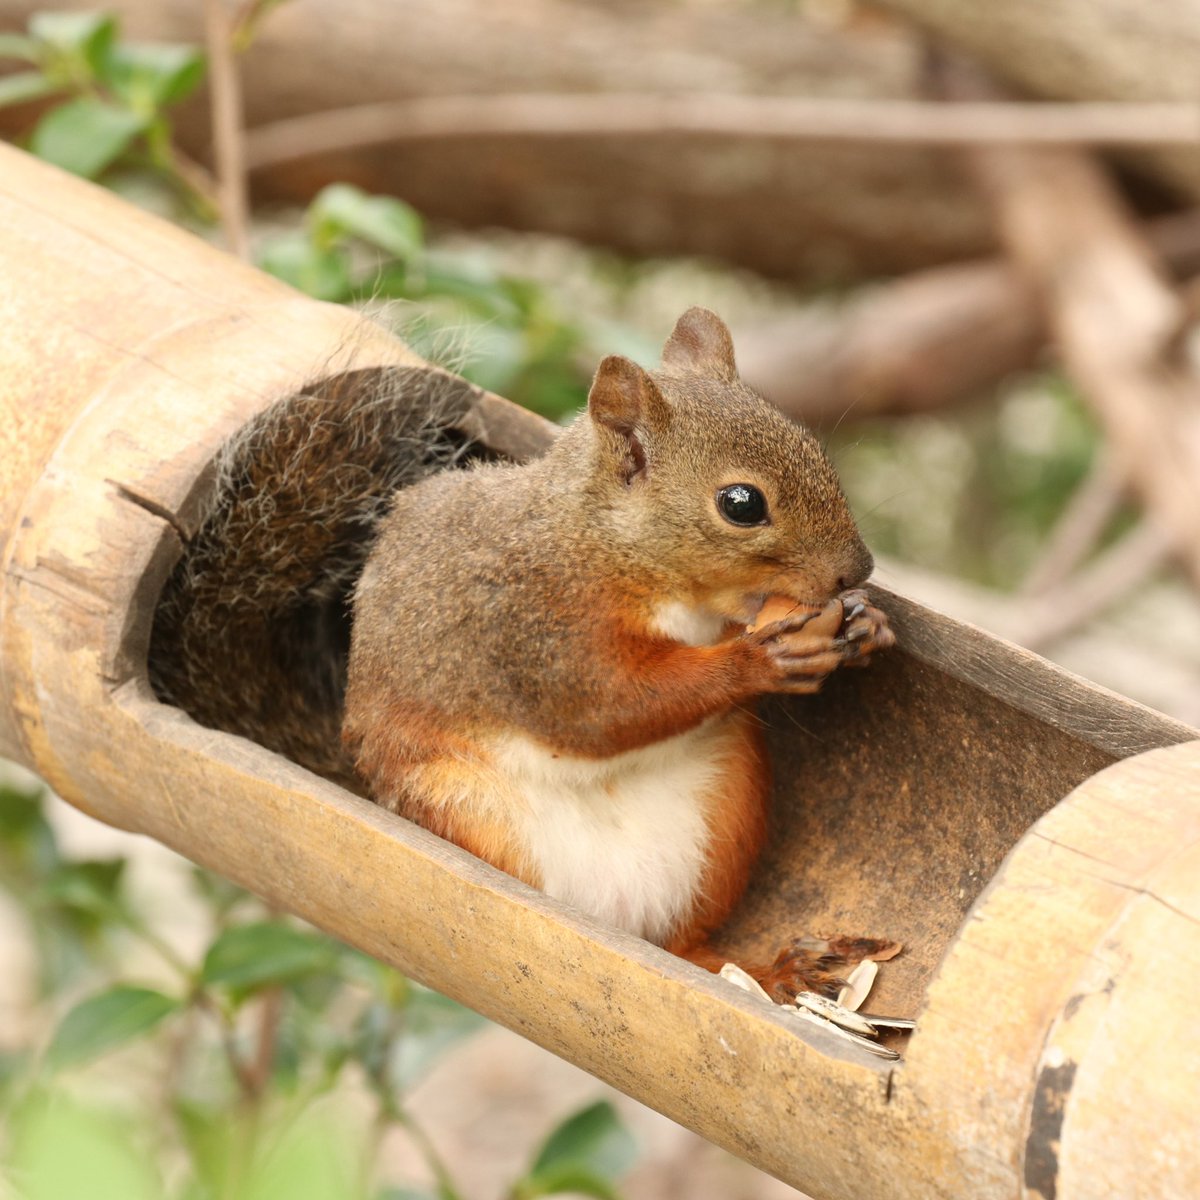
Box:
[203, 0, 251, 260]
[1019, 451, 1125, 596]
[241, 93, 1200, 171]
[1015, 521, 1173, 650]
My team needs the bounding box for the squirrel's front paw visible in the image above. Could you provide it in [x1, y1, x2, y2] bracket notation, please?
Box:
[835, 588, 895, 668]
[745, 589, 894, 694]
[746, 597, 845, 694]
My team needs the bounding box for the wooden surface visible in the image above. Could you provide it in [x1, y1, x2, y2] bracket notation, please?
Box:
[910, 737, 1200, 1200]
[1, 142, 1198, 1198]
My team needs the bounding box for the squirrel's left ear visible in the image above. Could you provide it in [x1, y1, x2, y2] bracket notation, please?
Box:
[588, 355, 670, 483]
[660, 307, 738, 381]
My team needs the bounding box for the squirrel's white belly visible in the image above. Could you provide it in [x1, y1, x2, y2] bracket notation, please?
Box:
[490, 721, 732, 945]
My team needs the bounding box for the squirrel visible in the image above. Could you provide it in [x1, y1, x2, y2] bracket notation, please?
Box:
[341, 308, 897, 1001]
[149, 309, 896, 1003]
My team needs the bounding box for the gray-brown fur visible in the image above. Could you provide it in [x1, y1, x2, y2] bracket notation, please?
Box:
[344, 309, 871, 765]
[148, 366, 484, 784]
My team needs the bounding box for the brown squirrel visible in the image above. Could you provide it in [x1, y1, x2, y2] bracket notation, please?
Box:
[150, 309, 894, 1001]
[341, 308, 896, 999]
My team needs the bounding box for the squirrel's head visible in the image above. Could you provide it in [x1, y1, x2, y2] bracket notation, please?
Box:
[583, 307, 872, 622]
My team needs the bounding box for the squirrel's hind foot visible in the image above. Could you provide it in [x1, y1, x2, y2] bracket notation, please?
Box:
[754, 934, 901, 1005]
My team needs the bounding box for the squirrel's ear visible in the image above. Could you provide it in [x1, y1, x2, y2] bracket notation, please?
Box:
[660, 307, 738, 381]
[587, 355, 670, 482]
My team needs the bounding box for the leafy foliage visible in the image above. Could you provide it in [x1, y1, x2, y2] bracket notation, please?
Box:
[256, 182, 591, 419]
[200, 921, 340, 998]
[0, 12, 207, 212]
[514, 1101, 639, 1200]
[2, 13, 595, 417]
[47, 985, 182, 1069]
[0, 776, 637, 1198]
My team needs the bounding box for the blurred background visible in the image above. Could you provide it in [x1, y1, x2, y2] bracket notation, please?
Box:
[1, 0, 1198, 1196]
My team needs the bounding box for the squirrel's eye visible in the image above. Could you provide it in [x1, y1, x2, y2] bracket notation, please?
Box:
[716, 483, 768, 527]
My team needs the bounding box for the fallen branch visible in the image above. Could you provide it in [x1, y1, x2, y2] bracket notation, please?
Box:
[872, 0, 1200, 201]
[739, 207, 1200, 426]
[241, 93, 1200, 170]
[947, 69, 1200, 591]
[738, 259, 1040, 426]
[1, 0, 1000, 282]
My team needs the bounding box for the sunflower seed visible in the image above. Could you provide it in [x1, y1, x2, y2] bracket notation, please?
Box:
[719, 962, 773, 1004]
[858, 1014, 917, 1032]
[795, 991, 879, 1036]
[837, 959, 878, 1012]
[790, 1008, 901, 1059]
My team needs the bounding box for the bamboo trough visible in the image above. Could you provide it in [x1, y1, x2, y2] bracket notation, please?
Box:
[1, 142, 1198, 1199]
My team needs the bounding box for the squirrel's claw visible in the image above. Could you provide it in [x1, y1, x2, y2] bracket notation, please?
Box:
[836, 596, 894, 668]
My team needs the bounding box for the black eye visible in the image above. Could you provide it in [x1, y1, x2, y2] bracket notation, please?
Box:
[716, 483, 768, 526]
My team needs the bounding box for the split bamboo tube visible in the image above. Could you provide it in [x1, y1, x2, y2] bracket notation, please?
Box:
[1, 143, 1197, 1198]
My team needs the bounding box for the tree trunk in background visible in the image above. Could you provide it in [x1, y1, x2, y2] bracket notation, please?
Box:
[0, 0, 994, 281]
[873, 0, 1200, 200]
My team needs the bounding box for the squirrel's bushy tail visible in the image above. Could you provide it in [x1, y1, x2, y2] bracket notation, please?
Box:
[148, 366, 482, 786]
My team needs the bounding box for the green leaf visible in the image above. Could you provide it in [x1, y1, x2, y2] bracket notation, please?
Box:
[529, 1101, 636, 1182]
[48, 985, 181, 1069]
[309, 183, 424, 260]
[237, 1109, 363, 1200]
[30, 97, 147, 178]
[107, 42, 205, 112]
[0, 34, 40, 62]
[39, 857, 126, 914]
[174, 1098, 239, 1199]
[201, 920, 339, 998]
[0, 779, 49, 839]
[190, 864, 251, 917]
[0, 70, 61, 108]
[35, 858, 127, 940]
[516, 1163, 621, 1200]
[9, 1095, 161, 1200]
[335, 943, 409, 996]
[398, 262, 523, 322]
[258, 231, 353, 302]
[29, 11, 116, 75]
[388, 987, 487, 1088]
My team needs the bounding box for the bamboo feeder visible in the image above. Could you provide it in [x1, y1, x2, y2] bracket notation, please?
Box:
[1, 142, 1198, 1199]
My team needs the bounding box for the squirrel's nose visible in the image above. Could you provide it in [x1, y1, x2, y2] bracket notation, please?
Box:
[836, 545, 874, 592]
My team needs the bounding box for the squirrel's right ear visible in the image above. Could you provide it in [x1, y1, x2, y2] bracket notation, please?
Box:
[587, 355, 670, 483]
[661, 307, 738, 381]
